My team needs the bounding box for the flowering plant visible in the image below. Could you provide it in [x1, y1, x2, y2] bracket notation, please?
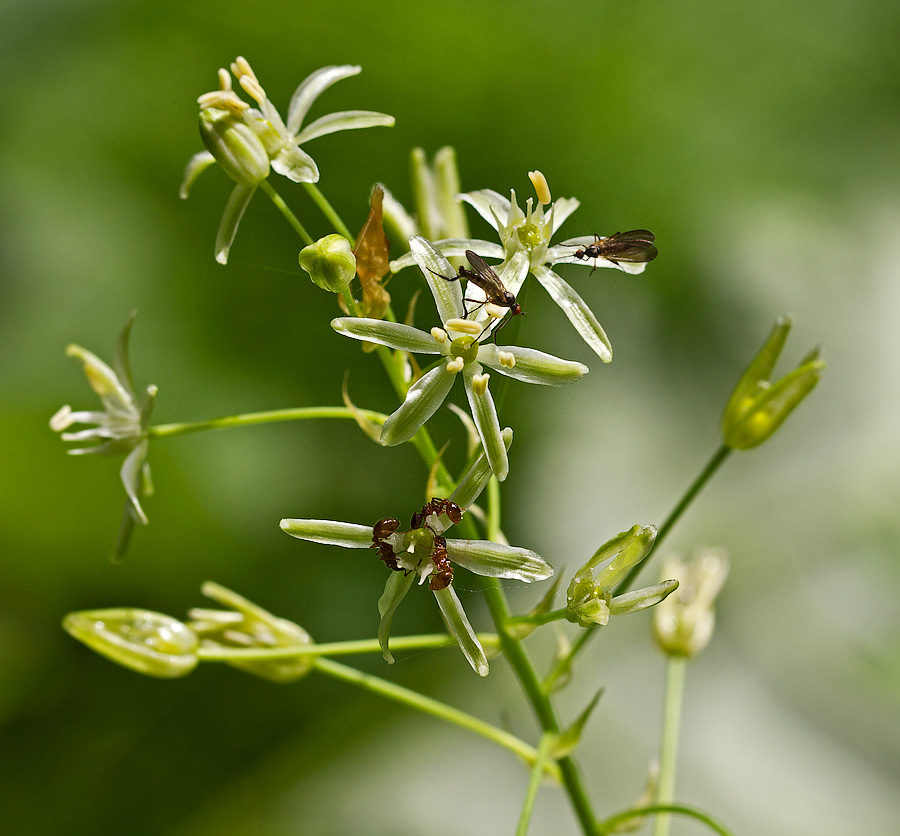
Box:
[54, 57, 823, 836]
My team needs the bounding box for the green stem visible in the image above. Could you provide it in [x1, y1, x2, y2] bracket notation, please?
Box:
[615, 445, 732, 596]
[481, 578, 598, 836]
[597, 803, 735, 836]
[311, 656, 560, 779]
[507, 607, 569, 629]
[515, 733, 555, 836]
[653, 655, 687, 836]
[543, 628, 591, 692]
[260, 180, 314, 245]
[195, 632, 499, 661]
[302, 182, 356, 245]
[148, 406, 386, 440]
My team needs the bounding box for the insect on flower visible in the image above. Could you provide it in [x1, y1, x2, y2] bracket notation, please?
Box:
[431, 250, 523, 336]
[574, 230, 658, 273]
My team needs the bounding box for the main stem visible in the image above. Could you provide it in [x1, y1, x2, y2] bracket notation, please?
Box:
[653, 655, 687, 836]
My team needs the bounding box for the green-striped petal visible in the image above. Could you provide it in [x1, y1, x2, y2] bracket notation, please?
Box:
[380, 363, 456, 446]
[377, 572, 415, 664]
[293, 110, 394, 145]
[462, 364, 508, 481]
[409, 235, 464, 323]
[450, 427, 513, 509]
[215, 183, 257, 265]
[445, 539, 553, 582]
[432, 586, 489, 677]
[478, 344, 588, 386]
[331, 318, 440, 354]
[279, 518, 373, 548]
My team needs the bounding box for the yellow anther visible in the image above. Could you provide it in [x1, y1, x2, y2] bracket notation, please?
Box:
[472, 373, 490, 396]
[230, 56, 258, 83]
[446, 357, 465, 374]
[197, 90, 249, 114]
[498, 351, 516, 369]
[485, 303, 507, 320]
[217, 68, 232, 92]
[430, 327, 449, 343]
[445, 318, 482, 336]
[528, 170, 551, 205]
[238, 75, 267, 108]
[49, 405, 73, 432]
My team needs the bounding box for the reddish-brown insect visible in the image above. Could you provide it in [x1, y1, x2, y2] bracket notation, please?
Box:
[410, 498, 464, 530]
[371, 517, 401, 570]
[574, 230, 658, 273]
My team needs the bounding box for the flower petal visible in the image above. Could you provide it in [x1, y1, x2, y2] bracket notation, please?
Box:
[331, 318, 440, 354]
[180, 151, 216, 199]
[380, 363, 456, 447]
[463, 364, 508, 481]
[113, 311, 138, 398]
[271, 144, 320, 184]
[390, 239, 503, 273]
[293, 110, 395, 145]
[495, 250, 529, 296]
[432, 586, 489, 677]
[445, 539, 553, 582]
[377, 571, 415, 663]
[65, 344, 136, 416]
[409, 235, 465, 323]
[532, 265, 613, 362]
[451, 428, 513, 508]
[478, 344, 588, 386]
[279, 518, 373, 548]
[458, 189, 511, 231]
[120, 440, 149, 525]
[286, 65, 361, 136]
[215, 183, 257, 265]
[381, 187, 418, 250]
[549, 197, 580, 235]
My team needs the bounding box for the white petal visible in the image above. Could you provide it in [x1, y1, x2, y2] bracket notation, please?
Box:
[120, 440, 149, 525]
[331, 318, 440, 354]
[180, 151, 216, 199]
[478, 344, 588, 386]
[271, 145, 319, 184]
[215, 184, 257, 265]
[450, 428, 513, 509]
[408, 236, 465, 323]
[389, 239, 503, 273]
[459, 190, 511, 231]
[445, 539, 553, 582]
[532, 265, 613, 362]
[463, 364, 508, 482]
[286, 65, 361, 135]
[432, 586, 489, 677]
[377, 572, 415, 663]
[279, 519, 373, 547]
[380, 364, 456, 447]
[293, 110, 394, 145]
[549, 197, 580, 234]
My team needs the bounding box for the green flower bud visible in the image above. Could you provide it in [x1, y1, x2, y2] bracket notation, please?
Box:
[721, 317, 824, 450]
[199, 107, 270, 186]
[62, 609, 198, 678]
[298, 234, 357, 293]
[566, 525, 657, 628]
[654, 550, 728, 657]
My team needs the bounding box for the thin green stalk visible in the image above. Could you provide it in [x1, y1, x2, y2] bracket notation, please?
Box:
[615, 445, 732, 596]
[507, 607, 568, 629]
[302, 182, 355, 245]
[260, 180, 314, 245]
[148, 406, 386, 440]
[543, 628, 591, 692]
[481, 577, 598, 836]
[195, 632, 499, 661]
[597, 803, 735, 836]
[653, 655, 687, 836]
[311, 656, 560, 779]
[516, 733, 555, 836]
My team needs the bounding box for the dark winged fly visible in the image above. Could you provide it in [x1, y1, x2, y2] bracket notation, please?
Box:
[430, 250, 522, 337]
[371, 499, 466, 591]
[573, 230, 658, 273]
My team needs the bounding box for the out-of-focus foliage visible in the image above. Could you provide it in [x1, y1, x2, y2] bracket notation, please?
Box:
[2, 0, 899, 834]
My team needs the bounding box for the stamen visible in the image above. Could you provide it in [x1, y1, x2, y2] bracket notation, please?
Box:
[237, 75, 267, 108]
[230, 57, 258, 84]
[430, 327, 448, 343]
[446, 357, 465, 374]
[217, 68, 232, 92]
[49, 405, 73, 432]
[498, 351, 516, 369]
[197, 90, 249, 114]
[445, 318, 482, 336]
[528, 170, 551, 205]
[485, 303, 507, 320]
[472, 373, 490, 396]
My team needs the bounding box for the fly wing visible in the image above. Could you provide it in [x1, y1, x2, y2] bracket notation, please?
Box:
[600, 231, 658, 263]
[464, 250, 505, 297]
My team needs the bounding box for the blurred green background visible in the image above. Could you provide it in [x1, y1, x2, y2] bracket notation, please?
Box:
[2, 0, 899, 833]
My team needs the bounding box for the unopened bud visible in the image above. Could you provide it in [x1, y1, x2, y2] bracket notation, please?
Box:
[298, 234, 357, 293]
[721, 317, 824, 450]
[62, 609, 198, 678]
[199, 107, 270, 186]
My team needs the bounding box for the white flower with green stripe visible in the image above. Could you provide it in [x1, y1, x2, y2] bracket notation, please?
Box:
[332, 236, 588, 482]
[181, 58, 394, 264]
[280, 433, 553, 677]
[390, 171, 655, 363]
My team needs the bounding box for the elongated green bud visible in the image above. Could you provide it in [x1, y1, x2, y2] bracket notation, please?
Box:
[298, 234, 357, 292]
[722, 317, 824, 450]
[199, 107, 270, 186]
[62, 609, 198, 678]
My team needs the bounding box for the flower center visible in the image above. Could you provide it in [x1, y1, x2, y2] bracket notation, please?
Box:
[517, 221, 544, 251]
[449, 335, 479, 365]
